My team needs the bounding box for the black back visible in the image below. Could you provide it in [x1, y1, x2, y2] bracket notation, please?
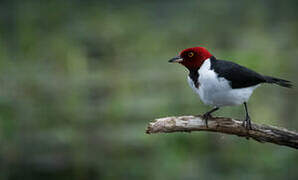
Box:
[210, 56, 266, 89]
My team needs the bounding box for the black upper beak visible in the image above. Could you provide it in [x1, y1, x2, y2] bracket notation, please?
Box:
[168, 55, 183, 63]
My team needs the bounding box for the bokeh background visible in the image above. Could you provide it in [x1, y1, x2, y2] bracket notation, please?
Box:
[0, 0, 298, 179]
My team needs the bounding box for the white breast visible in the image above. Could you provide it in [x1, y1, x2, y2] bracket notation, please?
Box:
[187, 59, 259, 107]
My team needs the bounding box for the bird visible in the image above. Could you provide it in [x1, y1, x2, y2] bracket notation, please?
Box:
[169, 47, 292, 130]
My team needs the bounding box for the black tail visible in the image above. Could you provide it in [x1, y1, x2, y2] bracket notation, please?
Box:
[264, 76, 293, 88]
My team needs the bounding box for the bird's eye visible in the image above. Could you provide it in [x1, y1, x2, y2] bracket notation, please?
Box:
[188, 52, 194, 58]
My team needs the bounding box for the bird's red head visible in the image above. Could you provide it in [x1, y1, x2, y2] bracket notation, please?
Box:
[169, 47, 213, 70]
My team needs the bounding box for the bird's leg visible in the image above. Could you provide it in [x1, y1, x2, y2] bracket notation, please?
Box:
[202, 107, 219, 128]
[242, 102, 252, 130]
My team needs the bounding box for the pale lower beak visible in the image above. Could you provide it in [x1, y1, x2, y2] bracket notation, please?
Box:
[168, 55, 183, 63]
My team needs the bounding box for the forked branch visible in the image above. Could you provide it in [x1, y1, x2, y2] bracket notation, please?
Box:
[146, 115, 298, 149]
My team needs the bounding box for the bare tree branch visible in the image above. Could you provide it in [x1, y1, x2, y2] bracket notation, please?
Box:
[146, 115, 298, 149]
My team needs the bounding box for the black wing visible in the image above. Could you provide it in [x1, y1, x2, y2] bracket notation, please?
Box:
[210, 57, 266, 89]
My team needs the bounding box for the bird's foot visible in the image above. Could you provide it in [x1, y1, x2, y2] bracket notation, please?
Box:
[202, 113, 212, 128]
[242, 115, 252, 139]
[242, 115, 252, 130]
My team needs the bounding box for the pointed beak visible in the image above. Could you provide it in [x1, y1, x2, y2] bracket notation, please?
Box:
[168, 55, 183, 63]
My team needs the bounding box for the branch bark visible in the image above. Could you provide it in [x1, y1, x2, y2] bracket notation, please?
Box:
[146, 115, 298, 149]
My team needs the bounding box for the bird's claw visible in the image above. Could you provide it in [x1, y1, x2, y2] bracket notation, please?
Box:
[242, 115, 252, 130]
[202, 113, 212, 128]
[242, 115, 252, 139]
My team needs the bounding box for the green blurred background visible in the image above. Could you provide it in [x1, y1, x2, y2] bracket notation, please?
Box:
[0, 0, 298, 179]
